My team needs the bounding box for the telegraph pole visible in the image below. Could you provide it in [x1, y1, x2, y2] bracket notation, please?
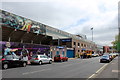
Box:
[118, 27, 120, 53]
[118, 2, 120, 54]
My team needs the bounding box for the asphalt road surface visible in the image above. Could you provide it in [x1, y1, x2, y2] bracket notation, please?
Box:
[2, 56, 118, 79]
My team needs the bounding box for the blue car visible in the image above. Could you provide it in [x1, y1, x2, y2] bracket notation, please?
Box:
[100, 55, 111, 63]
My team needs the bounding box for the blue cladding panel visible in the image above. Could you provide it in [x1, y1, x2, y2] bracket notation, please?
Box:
[67, 50, 74, 58]
[56, 51, 59, 55]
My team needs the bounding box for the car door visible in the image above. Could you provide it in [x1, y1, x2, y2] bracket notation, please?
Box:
[43, 55, 48, 63]
[45, 56, 50, 63]
[40, 55, 46, 63]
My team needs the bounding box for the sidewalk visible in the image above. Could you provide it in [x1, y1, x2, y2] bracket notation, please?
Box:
[68, 58, 77, 60]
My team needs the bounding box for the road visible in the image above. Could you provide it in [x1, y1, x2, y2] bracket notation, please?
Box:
[2, 56, 119, 79]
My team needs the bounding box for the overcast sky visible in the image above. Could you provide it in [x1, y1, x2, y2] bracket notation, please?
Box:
[1, 0, 119, 46]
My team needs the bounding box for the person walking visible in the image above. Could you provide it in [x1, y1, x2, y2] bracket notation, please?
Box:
[80, 52, 83, 59]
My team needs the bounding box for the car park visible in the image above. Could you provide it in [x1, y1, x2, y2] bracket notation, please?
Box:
[1, 55, 27, 69]
[100, 55, 111, 63]
[54, 55, 68, 62]
[30, 54, 52, 65]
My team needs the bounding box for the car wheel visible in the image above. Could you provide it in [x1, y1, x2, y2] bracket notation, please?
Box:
[49, 60, 52, 64]
[61, 60, 63, 62]
[39, 61, 42, 65]
[22, 62, 27, 67]
[3, 63, 8, 69]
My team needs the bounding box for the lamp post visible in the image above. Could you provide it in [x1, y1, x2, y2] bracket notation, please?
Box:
[91, 27, 93, 42]
[91, 27, 94, 52]
[58, 37, 60, 46]
[118, 27, 120, 54]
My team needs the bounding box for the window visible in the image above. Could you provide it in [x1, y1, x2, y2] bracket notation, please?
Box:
[78, 43, 80, 46]
[81, 43, 83, 47]
[84, 44, 86, 47]
[40, 55, 44, 58]
[43, 56, 48, 58]
[74, 42, 76, 45]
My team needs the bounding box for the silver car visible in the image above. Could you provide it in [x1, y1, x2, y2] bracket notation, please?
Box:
[30, 55, 52, 65]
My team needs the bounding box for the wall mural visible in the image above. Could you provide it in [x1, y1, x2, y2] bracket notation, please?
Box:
[1, 41, 50, 56]
[0, 10, 46, 34]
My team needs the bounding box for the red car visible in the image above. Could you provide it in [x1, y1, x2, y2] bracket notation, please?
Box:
[54, 55, 68, 62]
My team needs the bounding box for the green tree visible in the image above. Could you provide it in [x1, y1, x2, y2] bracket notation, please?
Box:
[111, 35, 118, 49]
[112, 35, 120, 52]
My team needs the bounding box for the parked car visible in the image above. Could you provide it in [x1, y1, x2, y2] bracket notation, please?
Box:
[92, 53, 99, 57]
[0, 55, 2, 69]
[100, 55, 111, 63]
[30, 54, 52, 65]
[1, 55, 27, 69]
[115, 53, 119, 56]
[114, 53, 119, 56]
[109, 54, 113, 61]
[54, 55, 68, 62]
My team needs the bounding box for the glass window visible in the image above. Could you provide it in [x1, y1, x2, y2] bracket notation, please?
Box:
[84, 44, 86, 47]
[74, 42, 76, 45]
[44, 56, 48, 58]
[78, 43, 79, 46]
[55, 55, 60, 57]
[81, 43, 83, 47]
[5, 55, 13, 60]
[32, 55, 38, 58]
[40, 55, 44, 58]
[0, 56, 2, 59]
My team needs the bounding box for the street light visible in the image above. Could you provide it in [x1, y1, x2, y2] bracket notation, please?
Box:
[91, 27, 93, 42]
[118, 26, 120, 54]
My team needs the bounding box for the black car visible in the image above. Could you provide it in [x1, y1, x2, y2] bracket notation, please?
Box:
[100, 55, 111, 63]
[0, 55, 27, 69]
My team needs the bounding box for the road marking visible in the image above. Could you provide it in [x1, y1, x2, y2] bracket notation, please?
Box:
[111, 63, 115, 64]
[87, 57, 118, 80]
[112, 70, 120, 73]
[22, 68, 51, 75]
[95, 64, 108, 74]
[87, 63, 108, 80]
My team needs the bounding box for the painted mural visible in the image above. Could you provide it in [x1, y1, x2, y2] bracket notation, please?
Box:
[1, 41, 50, 57]
[0, 10, 46, 34]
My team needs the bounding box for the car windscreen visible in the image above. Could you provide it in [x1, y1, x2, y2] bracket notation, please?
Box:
[4, 55, 14, 60]
[0, 56, 2, 59]
[102, 55, 109, 58]
[0, 56, 2, 60]
[54, 55, 60, 57]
